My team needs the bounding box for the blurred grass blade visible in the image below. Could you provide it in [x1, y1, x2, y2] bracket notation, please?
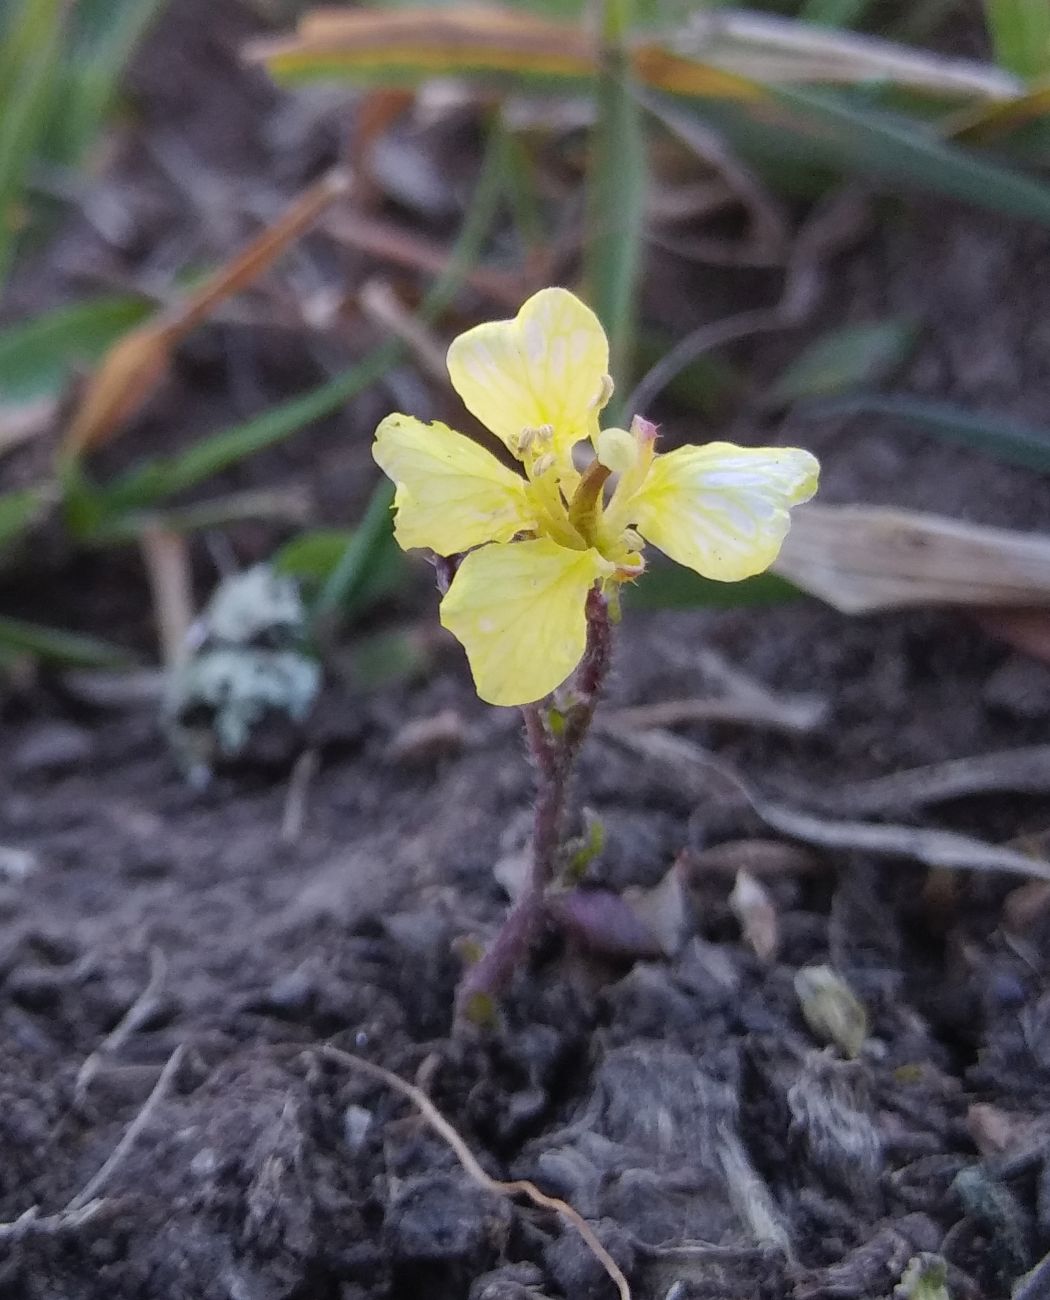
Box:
[767, 319, 917, 406]
[660, 83, 1050, 228]
[65, 345, 400, 533]
[776, 503, 1050, 612]
[312, 480, 397, 628]
[62, 168, 351, 458]
[586, 2, 646, 395]
[0, 0, 66, 286]
[49, 0, 167, 167]
[630, 564, 799, 609]
[0, 486, 49, 551]
[798, 392, 1050, 473]
[0, 613, 131, 667]
[0, 295, 152, 404]
[982, 0, 1050, 80]
[246, 6, 599, 90]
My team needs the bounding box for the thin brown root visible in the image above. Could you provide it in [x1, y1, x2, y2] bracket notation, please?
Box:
[321, 1045, 632, 1300]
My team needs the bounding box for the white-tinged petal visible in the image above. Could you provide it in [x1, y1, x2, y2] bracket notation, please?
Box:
[439, 538, 608, 706]
[446, 287, 609, 457]
[629, 443, 819, 581]
[373, 413, 536, 556]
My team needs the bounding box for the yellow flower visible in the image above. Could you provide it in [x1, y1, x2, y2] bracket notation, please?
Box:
[373, 287, 818, 707]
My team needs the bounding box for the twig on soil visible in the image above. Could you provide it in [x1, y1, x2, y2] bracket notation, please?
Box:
[66, 1045, 185, 1212]
[325, 210, 525, 307]
[0, 1200, 110, 1244]
[602, 726, 1050, 881]
[679, 838, 822, 878]
[813, 745, 1050, 816]
[600, 691, 825, 736]
[281, 748, 319, 844]
[321, 1045, 632, 1300]
[75, 948, 168, 1104]
[139, 527, 195, 671]
[624, 185, 869, 419]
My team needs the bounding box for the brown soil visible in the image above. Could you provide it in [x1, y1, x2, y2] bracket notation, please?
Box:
[2, 2, 1050, 1298]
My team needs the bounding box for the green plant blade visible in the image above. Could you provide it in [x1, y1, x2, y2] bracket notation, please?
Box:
[311, 481, 399, 628]
[797, 392, 1050, 472]
[0, 613, 131, 667]
[68, 345, 400, 534]
[767, 318, 918, 406]
[0, 295, 152, 403]
[47, 0, 167, 167]
[586, 52, 646, 399]
[982, 0, 1050, 80]
[0, 0, 66, 285]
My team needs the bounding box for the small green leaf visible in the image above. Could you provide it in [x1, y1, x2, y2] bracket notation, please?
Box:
[768, 318, 918, 406]
[275, 522, 406, 615]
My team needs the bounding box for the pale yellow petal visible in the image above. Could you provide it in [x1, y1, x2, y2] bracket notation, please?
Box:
[440, 538, 607, 706]
[373, 413, 535, 555]
[446, 287, 609, 456]
[629, 443, 819, 581]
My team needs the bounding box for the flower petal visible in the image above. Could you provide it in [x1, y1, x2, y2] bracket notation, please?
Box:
[440, 538, 607, 706]
[446, 287, 609, 456]
[374, 413, 536, 555]
[629, 443, 819, 581]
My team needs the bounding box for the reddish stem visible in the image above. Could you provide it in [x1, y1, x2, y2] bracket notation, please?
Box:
[454, 588, 613, 1029]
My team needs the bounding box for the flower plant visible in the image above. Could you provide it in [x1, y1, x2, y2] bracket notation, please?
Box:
[374, 287, 818, 1023]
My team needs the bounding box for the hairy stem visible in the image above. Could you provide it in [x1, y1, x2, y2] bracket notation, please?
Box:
[455, 589, 613, 1028]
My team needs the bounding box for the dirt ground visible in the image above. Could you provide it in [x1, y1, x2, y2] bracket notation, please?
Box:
[2, 2, 1050, 1297]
